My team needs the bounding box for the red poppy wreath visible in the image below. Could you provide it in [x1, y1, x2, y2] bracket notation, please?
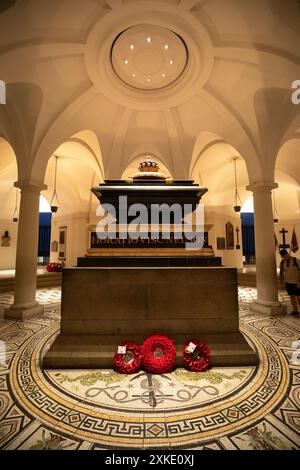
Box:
[141, 334, 176, 374]
[182, 339, 210, 372]
[113, 341, 142, 374]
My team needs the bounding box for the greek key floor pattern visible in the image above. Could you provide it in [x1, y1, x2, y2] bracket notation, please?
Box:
[0, 287, 299, 450]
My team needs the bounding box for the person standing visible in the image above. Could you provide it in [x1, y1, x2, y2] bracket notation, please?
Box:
[279, 249, 300, 316]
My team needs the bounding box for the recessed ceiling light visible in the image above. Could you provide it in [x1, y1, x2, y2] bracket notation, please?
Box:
[164, 44, 169, 50]
[129, 44, 134, 50]
[146, 78, 151, 82]
[162, 73, 166, 77]
[146, 37, 151, 43]
[124, 59, 128, 64]
[169, 60, 173, 65]
[132, 73, 136, 77]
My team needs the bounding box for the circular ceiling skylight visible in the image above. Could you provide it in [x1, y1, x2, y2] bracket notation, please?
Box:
[111, 24, 188, 91]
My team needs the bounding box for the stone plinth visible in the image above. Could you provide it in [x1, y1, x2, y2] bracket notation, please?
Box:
[43, 267, 257, 368]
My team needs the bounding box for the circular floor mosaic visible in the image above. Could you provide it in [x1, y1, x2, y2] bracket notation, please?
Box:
[1, 287, 299, 450]
[9, 318, 290, 448]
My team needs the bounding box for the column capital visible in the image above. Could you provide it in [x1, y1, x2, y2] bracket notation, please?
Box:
[246, 180, 278, 194]
[14, 179, 47, 193]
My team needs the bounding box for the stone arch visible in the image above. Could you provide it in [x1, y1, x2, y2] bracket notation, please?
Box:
[190, 132, 250, 210]
[43, 130, 104, 218]
[0, 137, 19, 218]
[274, 136, 300, 221]
[0, 137, 19, 269]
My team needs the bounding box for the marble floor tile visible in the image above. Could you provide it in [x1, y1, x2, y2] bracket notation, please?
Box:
[0, 286, 299, 450]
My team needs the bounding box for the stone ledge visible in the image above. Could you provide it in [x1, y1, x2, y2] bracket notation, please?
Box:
[43, 332, 258, 369]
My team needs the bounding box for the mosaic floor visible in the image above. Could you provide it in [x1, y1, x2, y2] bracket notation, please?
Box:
[0, 287, 299, 450]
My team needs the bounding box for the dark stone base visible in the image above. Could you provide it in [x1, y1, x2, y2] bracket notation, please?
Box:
[77, 256, 222, 267]
[43, 266, 258, 369]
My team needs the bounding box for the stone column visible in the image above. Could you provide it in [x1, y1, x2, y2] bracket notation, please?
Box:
[5, 181, 47, 319]
[246, 181, 286, 316]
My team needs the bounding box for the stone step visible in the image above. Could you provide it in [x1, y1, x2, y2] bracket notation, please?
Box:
[0, 272, 62, 293]
[43, 332, 258, 369]
[237, 273, 281, 288]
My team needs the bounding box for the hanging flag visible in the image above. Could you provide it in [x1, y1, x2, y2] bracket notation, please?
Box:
[291, 226, 299, 253]
[275, 232, 279, 251]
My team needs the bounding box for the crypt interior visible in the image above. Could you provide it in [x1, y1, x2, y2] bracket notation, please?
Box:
[0, 0, 299, 450]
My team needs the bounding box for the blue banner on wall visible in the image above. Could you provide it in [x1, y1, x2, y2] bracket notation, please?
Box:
[38, 213, 52, 257]
[241, 212, 255, 257]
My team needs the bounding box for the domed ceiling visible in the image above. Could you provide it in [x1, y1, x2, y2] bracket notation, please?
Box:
[111, 24, 188, 90]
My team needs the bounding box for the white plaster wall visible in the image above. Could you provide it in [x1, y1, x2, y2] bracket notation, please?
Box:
[0, 220, 18, 269]
[50, 212, 89, 267]
[275, 220, 300, 267]
[205, 209, 243, 269]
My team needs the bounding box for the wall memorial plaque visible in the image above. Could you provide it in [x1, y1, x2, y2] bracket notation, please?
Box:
[226, 222, 234, 250]
[1, 230, 10, 247]
[51, 240, 58, 252]
[217, 237, 225, 250]
[58, 227, 67, 260]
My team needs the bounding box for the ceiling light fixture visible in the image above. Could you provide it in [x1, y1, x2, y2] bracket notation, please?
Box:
[124, 59, 128, 64]
[164, 44, 169, 50]
[12, 187, 19, 223]
[129, 44, 134, 50]
[146, 37, 151, 43]
[50, 155, 60, 213]
[162, 73, 166, 77]
[232, 157, 242, 213]
[146, 78, 151, 82]
[169, 60, 173, 65]
[132, 73, 136, 77]
[273, 189, 279, 223]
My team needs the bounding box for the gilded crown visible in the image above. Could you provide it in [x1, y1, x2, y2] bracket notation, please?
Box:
[138, 159, 160, 172]
[126, 156, 173, 183]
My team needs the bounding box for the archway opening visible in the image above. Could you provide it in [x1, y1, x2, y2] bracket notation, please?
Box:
[241, 197, 255, 265]
[0, 138, 18, 271]
[274, 137, 300, 265]
[190, 133, 250, 269]
[43, 131, 104, 267]
[38, 196, 52, 266]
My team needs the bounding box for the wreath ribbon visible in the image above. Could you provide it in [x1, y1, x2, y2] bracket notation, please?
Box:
[113, 341, 142, 374]
[182, 339, 210, 372]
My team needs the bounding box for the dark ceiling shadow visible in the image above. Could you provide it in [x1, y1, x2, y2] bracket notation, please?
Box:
[0, 0, 17, 14]
[267, 0, 300, 36]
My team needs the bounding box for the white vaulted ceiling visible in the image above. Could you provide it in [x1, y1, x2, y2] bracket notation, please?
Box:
[0, 0, 299, 218]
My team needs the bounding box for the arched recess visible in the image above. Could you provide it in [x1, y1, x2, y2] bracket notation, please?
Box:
[274, 136, 300, 264]
[190, 132, 250, 269]
[43, 130, 104, 267]
[190, 132, 250, 209]
[0, 137, 19, 269]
